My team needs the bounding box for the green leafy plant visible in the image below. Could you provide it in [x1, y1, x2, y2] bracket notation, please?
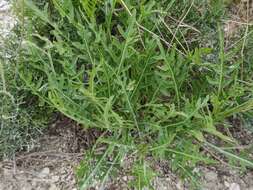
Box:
[80, 0, 100, 19]
[14, 0, 253, 189]
[0, 34, 49, 158]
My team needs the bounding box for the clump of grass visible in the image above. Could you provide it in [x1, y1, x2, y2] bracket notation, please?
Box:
[14, 0, 253, 189]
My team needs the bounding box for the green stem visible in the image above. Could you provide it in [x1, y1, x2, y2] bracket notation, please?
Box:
[0, 60, 6, 92]
[218, 24, 224, 98]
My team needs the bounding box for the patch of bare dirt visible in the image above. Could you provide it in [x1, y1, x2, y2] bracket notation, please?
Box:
[0, 117, 100, 190]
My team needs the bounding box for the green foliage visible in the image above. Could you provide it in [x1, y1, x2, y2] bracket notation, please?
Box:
[14, 0, 253, 189]
[0, 32, 49, 158]
[129, 160, 157, 189]
[80, 0, 100, 19]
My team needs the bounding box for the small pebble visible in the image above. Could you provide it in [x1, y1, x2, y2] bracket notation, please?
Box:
[38, 167, 50, 178]
[229, 183, 240, 190]
[122, 176, 128, 181]
[225, 181, 230, 187]
[176, 180, 183, 189]
[49, 184, 58, 190]
[52, 175, 60, 182]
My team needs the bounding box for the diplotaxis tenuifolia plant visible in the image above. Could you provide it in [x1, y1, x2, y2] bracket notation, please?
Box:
[12, 0, 253, 189]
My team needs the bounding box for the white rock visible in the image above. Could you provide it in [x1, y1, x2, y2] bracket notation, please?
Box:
[38, 167, 50, 178]
[122, 176, 128, 181]
[224, 181, 230, 187]
[0, 3, 10, 12]
[229, 183, 240, 190]
[176, 180, 183, 189]
[49, 184, 58, 190]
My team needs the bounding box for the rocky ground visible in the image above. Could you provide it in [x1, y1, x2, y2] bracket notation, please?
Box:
[1, 0, 253, 190]
[0, 119, 82, 190]
[0, 117, 253, 190]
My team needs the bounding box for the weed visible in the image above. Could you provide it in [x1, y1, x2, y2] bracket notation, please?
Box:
[0, 15, 50, 158]
[12, 0, 253, 189]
